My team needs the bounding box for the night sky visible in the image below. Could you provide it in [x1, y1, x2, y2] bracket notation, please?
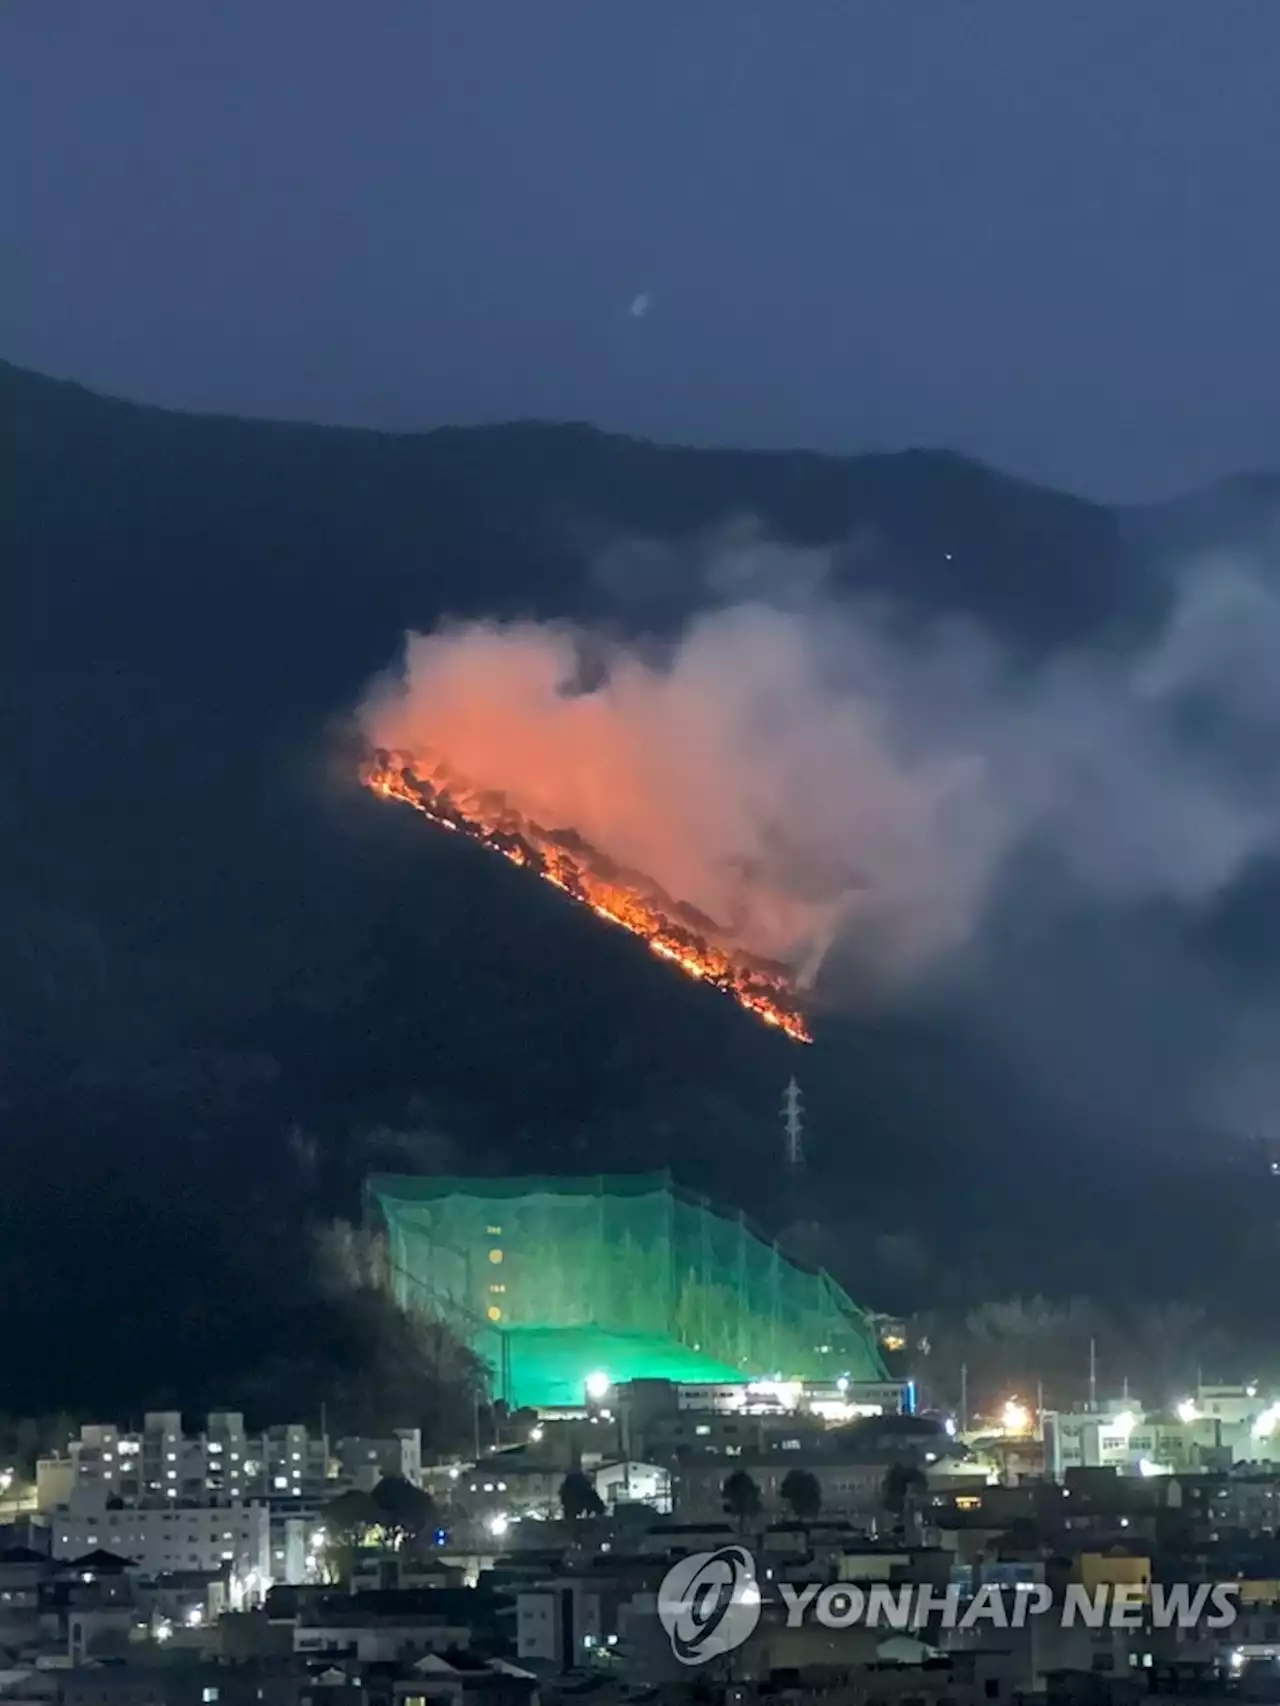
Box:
[5, 0, 1278, 500]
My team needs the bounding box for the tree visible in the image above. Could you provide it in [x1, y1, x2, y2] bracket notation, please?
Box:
[312, 1220, 390, 1296]
[0, 1412, 77, 1477]
[559, 1470, 605, 1521]
[880, 1462, 927, 1520]
[235, 1273, 489, 1451]
[371, 1474, 434, 1549]
[321, 1487, 381, 1534]
[780, 1468, 822, 1522]
[721, 1468, 762, 1529]
[318, 1487, 381, 1583]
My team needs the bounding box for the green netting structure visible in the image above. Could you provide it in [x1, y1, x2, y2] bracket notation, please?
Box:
[367, 1171, 887, 1408]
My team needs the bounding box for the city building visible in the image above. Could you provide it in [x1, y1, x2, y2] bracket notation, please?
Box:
[460, 1452, 670, 1523]
[37, 1416, 424, 1588]
[1043, 1387, 1280, 1480]
[58, 1414, 333, 1506]
[51, 1499, 270, 1596]
[334, 1431, 423, 1492]
[612, 1374, 911, 1462]
[293, 1589, 493, 1662]
[670, 1450, 888, 1522]
[43, 1415, 423, 1509]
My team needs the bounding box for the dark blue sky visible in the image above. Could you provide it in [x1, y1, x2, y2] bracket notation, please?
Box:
[5, 1, 1277, 499]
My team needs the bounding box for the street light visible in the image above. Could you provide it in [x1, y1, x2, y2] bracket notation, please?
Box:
[1001, 1398, 1030, 1434]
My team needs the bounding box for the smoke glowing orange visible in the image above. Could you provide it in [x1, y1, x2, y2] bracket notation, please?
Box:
[362, 750, 811, 1042]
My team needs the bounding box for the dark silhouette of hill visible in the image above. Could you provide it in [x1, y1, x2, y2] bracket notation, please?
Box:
[3, 357, 1138, 700]
[0, 360, 1273, 1419]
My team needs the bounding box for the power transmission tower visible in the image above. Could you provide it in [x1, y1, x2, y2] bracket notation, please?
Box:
[781, 1076, 805, 1174]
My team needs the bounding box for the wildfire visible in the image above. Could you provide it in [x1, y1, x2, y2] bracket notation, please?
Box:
[361, 750, 812, 1042]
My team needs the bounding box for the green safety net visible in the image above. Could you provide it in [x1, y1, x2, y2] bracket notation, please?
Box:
[367, 1172, 887, 1408]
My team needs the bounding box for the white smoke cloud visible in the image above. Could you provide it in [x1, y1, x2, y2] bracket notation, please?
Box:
[990, 642, 1276, 908]
[360, 531, 1280, 1002]
[358, 597, 1010, 986]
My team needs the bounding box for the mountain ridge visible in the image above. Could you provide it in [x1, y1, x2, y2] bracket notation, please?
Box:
[2, 358, 1276, 1416]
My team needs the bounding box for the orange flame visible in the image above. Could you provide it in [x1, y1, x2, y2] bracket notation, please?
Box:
[361, 750, 811, 1042]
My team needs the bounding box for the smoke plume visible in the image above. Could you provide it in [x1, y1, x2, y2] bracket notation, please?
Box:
[358, 599, 1005, 989]
[357, 522, 1280, 1126]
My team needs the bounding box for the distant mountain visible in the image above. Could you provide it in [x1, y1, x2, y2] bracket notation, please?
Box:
[1, 360, 1274, 1416]
[1126, 469, 1280, 560]
[1, 358, 1143, 698]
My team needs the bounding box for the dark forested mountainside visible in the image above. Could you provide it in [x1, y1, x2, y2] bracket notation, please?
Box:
[0, 361, 1275, 1421]
[3, 357, 1138, 698]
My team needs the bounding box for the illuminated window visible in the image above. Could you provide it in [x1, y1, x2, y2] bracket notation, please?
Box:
[485, 1226, 502, 1236]
[488, 1283, 506, 1294]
